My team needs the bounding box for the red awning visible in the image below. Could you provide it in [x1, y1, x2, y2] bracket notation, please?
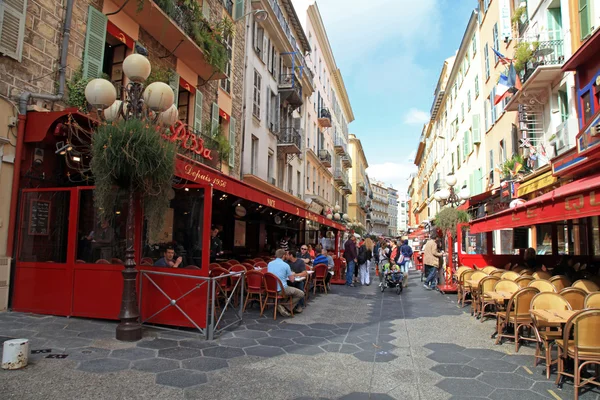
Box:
[175, 155, 346, 231]
[25, 108, 98, 143]
[470, 173, 600, 233]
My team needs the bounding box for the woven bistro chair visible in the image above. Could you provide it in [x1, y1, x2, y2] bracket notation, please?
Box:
[491, 269, 506, 278]
[495, 287, 540, 351]
[555, 309, 600, 400]
[243, 270, 266, 315]
[503, 262, 512, 270]
[459, 269, 476, 308]
[530, 292, 572, 379]
[469, 271, 489, 316]
[520, 269, 534, 276]
[560, 287, 588, 310]
[515, 276, 535, 288]
[455, 267, 472, 304]
[501, 271, 520, 281]
[491, 280, 520, 319]
[263, 272, 294, 320]
[533, 271, 552, 280]
[550, 275, 572, 292]
[312, 264, 328, 295]
[572, 279, 600, 293]
[584, 292, 600, 308]
[528, 280, 557, 293]
[477, 276, 500, 322]
[482, 266, 498, 274]
[512, 266, 525, 273]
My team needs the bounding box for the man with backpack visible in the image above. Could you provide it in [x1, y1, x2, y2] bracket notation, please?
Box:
[398, 239, 413, 288]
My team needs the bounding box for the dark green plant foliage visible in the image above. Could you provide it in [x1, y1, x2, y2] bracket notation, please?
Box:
[91, 119, 176, 241]
[145, 67, 173, 86]
[434, 207, 470, 237]
[66, 65, 110, 110]
[501, 153, 527, 178]
[202, 123, 230, 162]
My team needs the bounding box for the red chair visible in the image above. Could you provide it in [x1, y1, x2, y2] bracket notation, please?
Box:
[255, 261, 267, 268]
[95, 259, 110, 264]
[243, 270, 266, 315]
[111, 258, 124, 264]
[313, 264, 328, 294]
[241, 262, 254, 270]
[263, 272, 294, 320]
[76, 259, 86, 264]
[141, 257, 153, 265]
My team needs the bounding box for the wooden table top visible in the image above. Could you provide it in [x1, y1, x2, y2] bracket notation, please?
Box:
[530, 309, 576, 324]
[488, 291, 514, 301]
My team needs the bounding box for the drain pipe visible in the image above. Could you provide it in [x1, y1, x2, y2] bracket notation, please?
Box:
[6, 0, 74, 257]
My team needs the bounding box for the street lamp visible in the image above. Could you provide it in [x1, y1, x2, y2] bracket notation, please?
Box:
[434, 174, 469, 208]
[235, 9, 268, 22]
[85, 54, 175, 341]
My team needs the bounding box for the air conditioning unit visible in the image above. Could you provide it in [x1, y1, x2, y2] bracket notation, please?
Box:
[0, 257, 12, 312]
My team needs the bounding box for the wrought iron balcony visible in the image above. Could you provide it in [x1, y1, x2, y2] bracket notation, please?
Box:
[334, 136, 346, 155]
[279, 73, 303, 108]
[341, 153, 352, 169]
[277, 127, 302, 154]
[318, 149, 332, 167]
[318, 108, 332, 128]
[334, 169, 348, 188]
[343, 183, 352, 195]
[520, 39, 565, 84]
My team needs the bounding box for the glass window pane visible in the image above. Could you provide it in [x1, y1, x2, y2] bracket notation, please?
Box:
[592, 217, 600, 256]
[19, 191, 70, 263]
[536, 224, 553, 255]
[492, 229, 517, 255]
[462, 229, 487, 254]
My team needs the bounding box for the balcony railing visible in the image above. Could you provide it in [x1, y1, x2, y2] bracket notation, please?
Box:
[334, 169, 348, 187]
[341, 153, 352, 168]
[277, 127, 302, 154]
[520, 39, 565, 84]
[318, 149, 332, 167]
[334, 136, 347, 155]
[318, 108, 332, 128]
[279, 74, 303, 107]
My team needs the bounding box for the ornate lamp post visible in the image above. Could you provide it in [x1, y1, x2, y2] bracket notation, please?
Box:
[433, 174, 470, 208]
[85, 54, 176, 341]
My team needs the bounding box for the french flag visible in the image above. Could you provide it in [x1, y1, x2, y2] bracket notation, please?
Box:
[492, 48, 512, 65]
[494, 74, 510, 105]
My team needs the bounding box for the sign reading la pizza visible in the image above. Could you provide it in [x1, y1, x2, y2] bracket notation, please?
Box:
[163, 121, 214, 160]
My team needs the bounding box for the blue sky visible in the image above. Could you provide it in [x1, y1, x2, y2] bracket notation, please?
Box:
[292, 0, 477, 193]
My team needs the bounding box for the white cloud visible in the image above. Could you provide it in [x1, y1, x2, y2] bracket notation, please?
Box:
[403, 108, 430, 125]
[367, 159, 417, 194]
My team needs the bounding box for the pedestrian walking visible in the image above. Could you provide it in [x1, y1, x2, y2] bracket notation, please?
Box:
[398, 239, 413, 288]
[343, 235, 358, 287]
[423, 235, 444, 290]
[357, 238, 374, 286]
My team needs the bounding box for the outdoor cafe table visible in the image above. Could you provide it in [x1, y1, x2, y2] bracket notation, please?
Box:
[530, 309, 576, 324]
[488, 291, 514, 301]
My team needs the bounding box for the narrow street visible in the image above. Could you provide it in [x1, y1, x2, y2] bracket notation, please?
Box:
[2, 271, 595, 400]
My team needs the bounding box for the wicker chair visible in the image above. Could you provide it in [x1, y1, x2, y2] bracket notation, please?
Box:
[555, 309, 600, 400]
[520, 269, 534, 276]
[482, 266, 498, 274]
[495, 287, 540, 351]
[560, 287, 588, 310]
[515, 276, 534, 288]
[454, 266, 471, 302]
[512, 266, 525, 273]
[459, 269, 476, 308]
[572, 279, 600, 293]
[584, 292, 600, 308]
[549, 275, 572, 292]
[528, 280, 556, 293]
[263, 272, 294, 320]
[530, 292, 572, 379]
[501, 271, 520, 281]
[477, 276, 500, 322]
[491, 270, 506, 277]
[533, 271, 552, 280]
[469, 271, 489, 316]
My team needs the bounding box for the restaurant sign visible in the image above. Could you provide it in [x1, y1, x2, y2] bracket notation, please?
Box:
[163, 121, 215, 160]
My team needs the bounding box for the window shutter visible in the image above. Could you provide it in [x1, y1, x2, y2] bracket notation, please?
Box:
[266, 91, 271, 130]
[169, 71, 179, 108]
[211, 102, 219, 135]
[229, 117, 236, 168]
[202, 0, 210, 20]
[274, 94, 280, 133]
[194, 90, 203, 131]
[579, 0, 591, 39]
[233, 0, 245, 20]
[0, 0, 27, 61]
[463, 132, 469, 158]
[472, 114, 481, 144]
[82, 6, 107, 79]
[262, 35, 268, 63]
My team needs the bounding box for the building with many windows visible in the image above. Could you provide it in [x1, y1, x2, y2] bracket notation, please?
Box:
[370, 181, 389, 236]
[398, 192, 408, 234]
[387, 186, 398, 237]
[348, 134, 369, 227]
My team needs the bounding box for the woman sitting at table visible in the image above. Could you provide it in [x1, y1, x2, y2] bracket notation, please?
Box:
[307, 244, 316, 259]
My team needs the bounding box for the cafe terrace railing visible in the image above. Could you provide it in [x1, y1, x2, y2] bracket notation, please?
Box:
[139, 270, 245, 340]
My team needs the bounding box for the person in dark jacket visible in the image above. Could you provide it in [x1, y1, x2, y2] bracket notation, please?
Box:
[343, 236, 358, 287]
[398, 239, 413, 288]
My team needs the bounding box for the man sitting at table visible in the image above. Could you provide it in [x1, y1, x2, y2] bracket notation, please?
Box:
[154, 247, 183, 268]
[314, 247, 335, 290]
[268, 249, 304, 316]
[286, 248, 307, 308]
[297, 245, 312, 265]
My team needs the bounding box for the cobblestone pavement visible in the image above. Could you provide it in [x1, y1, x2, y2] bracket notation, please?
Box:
[1, 271, 599, 399]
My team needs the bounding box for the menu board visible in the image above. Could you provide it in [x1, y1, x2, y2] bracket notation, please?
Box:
[28, 199, 51, 236]
[512, 227, 529, 249]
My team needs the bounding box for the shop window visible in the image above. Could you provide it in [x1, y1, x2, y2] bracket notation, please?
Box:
[592, 216, 600, 256]
[141, 187, 206, 267]
[18, 191, 70, 263]
[102, 40, 127, 100]
[558, 219, 589, 255]
[76, 189, 129, 263]
[492, 229, 518, 255]
[535, 224, 553, 255]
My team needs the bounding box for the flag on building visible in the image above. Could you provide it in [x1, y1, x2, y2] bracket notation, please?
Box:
[492, 48, 512, 65]
[494, 73, 510, 105]
[506, 62, 522, 92]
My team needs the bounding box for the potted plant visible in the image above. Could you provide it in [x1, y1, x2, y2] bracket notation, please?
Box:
[433, 207, 470, 238]
[514, 41, 540, 73]
[501, 153, 526, 179]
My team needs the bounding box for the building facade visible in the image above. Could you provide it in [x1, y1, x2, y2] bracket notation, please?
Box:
[348, 133, 369, 227]
[387, 186, 398, 237]
[398, 192, 408, 234]
[370, 181, 389, 236]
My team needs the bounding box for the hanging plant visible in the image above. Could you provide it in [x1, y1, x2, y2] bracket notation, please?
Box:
[145, 67, 173, 86]
[501, 153, 526, 178]
[202, 123, 230, 163]
[434, 207, 470, 237]
[66, 65, 110, 111]
[91, 119, 177, 241]
[514, 41, 539, 73]
[511, 6, 527, 26]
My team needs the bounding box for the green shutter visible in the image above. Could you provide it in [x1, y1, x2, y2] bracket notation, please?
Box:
[228, 117, 236, 168]
[194, 90, 203, 131]
[211, 102, 219, 135]
[202, 0, 210, 20]
[169, 71, 179, 108]
[0, 0, 28, 61]
[579, 0, 591, 39]
[233, 0, 245, 20]
[472, 114, 481, 144]
[82, 6, 107, 79]
[475, 168, 483, 194]
[463, 132, 469, 158]
[475, 75, 479, 97]
[469, 174, 475, 195]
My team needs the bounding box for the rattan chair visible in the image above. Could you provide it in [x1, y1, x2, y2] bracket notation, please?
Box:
[572, 279, 600, 293]
[560, 287, 588, 310]
[459, 269, 476, 308]
[477, 276, 500, 322]
[469, 271, 489, 316]
[496, 287, 540, 351]
[584, 292, 600, 308]
[533, 270, 552, 280]
[515, 276, 535, 288]
[491, 269, 506, 277]
[501, 271, 520, 281]
[491, 280, 520, 318]
[520, 269, 534, 276]
[530, 292, 572, 379]
[482, 266, 498, 274]
[555, 309, 600, 400]
[528, 280, 556, 293]
[512, 266, 525, 273]
[549, 275, 572, 292]
[455, 266, 471, 303]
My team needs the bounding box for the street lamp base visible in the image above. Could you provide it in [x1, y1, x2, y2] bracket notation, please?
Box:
[116, 322, 143, 341]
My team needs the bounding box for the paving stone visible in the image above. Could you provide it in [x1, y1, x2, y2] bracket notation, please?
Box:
[77, 358, 131, 373]
[424, 342, 467, 352]
[339, 392, 396, 400]
[308, 323, 336, 330]
[343, 335, 364, 344]
[132, 357, 180, 373]
[268, 329, 304, 339]
[301, 329, 333, 338]
[374, 350, 398, 362]
[158, 347, 203, 360]
[110, 347, 157, 361]
[44, 337, 93, 349]
[427, 351, 474, 364]
[202, 346, 245, 359]
[462, 348, 505, 359]
[431, 364, 482, 378]
[353, 350, 376, 362]
[218, 337, 258, 348]
[283, 345, 325, 356]
[137, 338, 180, 350]
[488, 388, 549, 400]
[233, 330, 269, 339]
[256, 337, 294, 347]
[319, 343, 341, 352]
[156, 369, 207, 388]
[477, 371, 535, 389]
[179, 339, 220, 350]
[340, 344, 362, 354]
[77, 330, 115, 340]
[182, 356, 229, 372]
[468, 358, 519, 373]
[292, 336, 329, 346]
[332, 328, 350, 335]
[436, 378, 495, 397]
[377, 334, 396, 343]
[503, 354, 536, 365]
[244, 324, 278, 332]
[62, 347, 111, 361]
[244, 345, 286, 358]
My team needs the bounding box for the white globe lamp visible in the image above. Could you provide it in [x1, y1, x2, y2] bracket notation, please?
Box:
[158, 104, 179, 126]
[85, 78, 117, 108]
[342, 213, 349, 220]
[438, 188, 450, 200]
[433, 191, 442, 202]
[103, 100, 122, 122]
[445, 174, 458, 187]
[143, 82, 175, 112]
[334, 204, 341, 212]
[326, 213, 333, 220]
[122, 54, 151, 83]
[334, 213, 341, 220]
[458, 186, 470, 200]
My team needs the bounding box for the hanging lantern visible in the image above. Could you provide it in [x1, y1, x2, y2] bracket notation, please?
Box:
[326, 213, 333, 220]
[342, 213, 349, 220]
[334, 204, 341, 212]
[334, 213, 341, 220]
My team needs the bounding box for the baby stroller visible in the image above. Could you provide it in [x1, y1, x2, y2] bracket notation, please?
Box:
[380, 263, 403, 295]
